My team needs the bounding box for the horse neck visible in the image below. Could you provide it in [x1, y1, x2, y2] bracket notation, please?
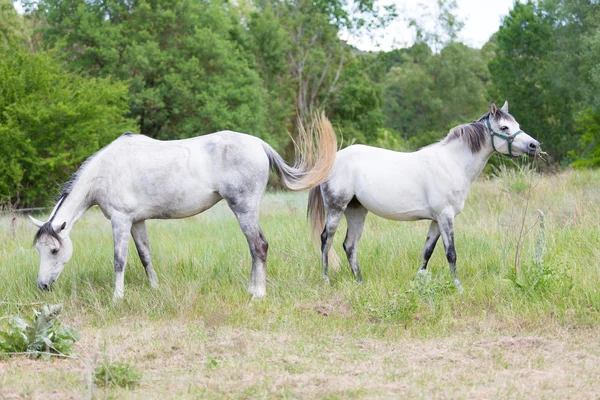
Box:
[442, 139, 494, 183]
[49, 171, 95, 234]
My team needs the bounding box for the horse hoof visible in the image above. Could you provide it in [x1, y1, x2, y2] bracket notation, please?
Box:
[454, 279, 464, 294]
[150, 281, 159, 290]
[248, 286, 265, 299]
[323, 275, 330, 285]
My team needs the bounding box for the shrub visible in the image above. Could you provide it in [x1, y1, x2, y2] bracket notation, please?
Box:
[0, 44, 135, 207]
[0, 303, 80, 359]
[94, 361, 142, 389]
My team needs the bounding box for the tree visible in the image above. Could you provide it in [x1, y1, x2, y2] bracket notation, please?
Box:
[382, 42, 489, 144]
[244, 0, 395, 145]
[0, 0, 21, 44]
[31, 0, 269, 141]
[488, 0, 600, 164]
[408, 0, 465, 53]
[0, 42, 134, 206]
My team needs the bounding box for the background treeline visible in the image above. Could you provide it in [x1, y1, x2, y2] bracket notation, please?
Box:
[1, 0, 599, 207]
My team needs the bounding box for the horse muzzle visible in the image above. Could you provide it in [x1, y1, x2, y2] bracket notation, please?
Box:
[37, 279, 55, 291]
[526, 140, 541, 158]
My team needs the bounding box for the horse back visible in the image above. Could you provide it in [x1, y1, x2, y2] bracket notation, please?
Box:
[91, 132, 269, 219]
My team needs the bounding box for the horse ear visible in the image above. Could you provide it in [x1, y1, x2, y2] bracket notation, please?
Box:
[29, 215, 45, 228]
[58, 221, 67, 232]
[501, 100, 508, 113]
[490, 102, 498, 117]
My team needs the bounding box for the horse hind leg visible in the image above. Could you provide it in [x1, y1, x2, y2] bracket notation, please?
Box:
[418, 221, 441, 272]
[226, 201, 268, 299]
[321, 210, 343, 283]
[343, 199, 368, 281]
[320, 186, 353, 282]
[131, 220, 158, 289]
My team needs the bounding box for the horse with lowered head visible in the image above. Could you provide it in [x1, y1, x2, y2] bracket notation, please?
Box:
[308, 102, 541, 290]
[31, 114, 337, 299]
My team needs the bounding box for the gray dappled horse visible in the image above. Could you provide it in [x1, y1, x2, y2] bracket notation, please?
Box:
[308, 102, 541, 290]
[31, 114, 336, 299]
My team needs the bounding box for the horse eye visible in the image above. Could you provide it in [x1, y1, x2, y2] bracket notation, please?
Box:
[51, 248, 59, 255]
[500, 126, 508, 131]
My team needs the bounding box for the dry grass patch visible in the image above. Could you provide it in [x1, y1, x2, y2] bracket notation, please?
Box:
[2, 319, 600, 399]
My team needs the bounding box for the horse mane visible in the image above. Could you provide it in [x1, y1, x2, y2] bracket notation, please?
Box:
[33, 132, 135, 244]
[33, 221, 62, 245]
[442, 110, 515, 153]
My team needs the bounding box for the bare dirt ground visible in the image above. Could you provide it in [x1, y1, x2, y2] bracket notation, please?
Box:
[1, 318, 599, 399]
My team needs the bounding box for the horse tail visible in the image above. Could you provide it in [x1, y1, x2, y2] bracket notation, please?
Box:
[262, 112, 336, 191]
[307, 185, 341, 270]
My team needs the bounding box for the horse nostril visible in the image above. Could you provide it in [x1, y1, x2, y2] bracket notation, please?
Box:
[37, 282, 49, 291]
[529, 142, 538, 150]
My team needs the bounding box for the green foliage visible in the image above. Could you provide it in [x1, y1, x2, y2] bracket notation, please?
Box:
[408, 0, 464, 53]
[0, 0, 22, 44]
[571, 108, 600, 167]
[408, 271, 455, 309]
[355, 289, 419, 324]
[0, 304, 80, 359]
[507, 209, 573, 299]
[330, 54, 386, 144]
[34, 0, 268, 140]
[243, 0, 395, 153]
[489, 0, 600, 164]
[382, 41, 489, 142]
[94, 361, 142, 389]
[507, 262, 573, 299]
[244, 4, 296, 151]
[0, 44, 134, 206]
[374, 128, 410, 151]
[492, 162, 536, 194]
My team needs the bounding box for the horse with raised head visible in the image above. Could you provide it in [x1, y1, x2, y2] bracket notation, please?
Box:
[31, 114, 336, 299]
[308, 102, 541, 289]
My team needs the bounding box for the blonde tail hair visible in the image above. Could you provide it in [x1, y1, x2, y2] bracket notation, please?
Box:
[262, 112, 337, 191]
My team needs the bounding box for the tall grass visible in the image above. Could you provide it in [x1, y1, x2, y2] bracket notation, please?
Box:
[2, 169, 600, 338]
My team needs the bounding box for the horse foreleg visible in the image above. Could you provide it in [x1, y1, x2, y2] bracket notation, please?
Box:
[321, 209, 344, 282]
[230, 207, 268, 299]
[419, 221, 441, 272]
[131, 220, 158, 289]
[343, 205, 368, 282]
[437, 214, 462, 292]
[112, 217, 133, 299]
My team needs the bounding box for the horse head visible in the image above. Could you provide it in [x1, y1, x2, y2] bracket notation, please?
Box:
[487, 101, 541, 158]
[29, 216, 73, 290]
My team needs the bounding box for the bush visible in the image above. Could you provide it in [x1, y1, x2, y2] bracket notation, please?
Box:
[0, 44, 135, 207]
[0, 303, 80, 359]
[94, 361, 142, 389]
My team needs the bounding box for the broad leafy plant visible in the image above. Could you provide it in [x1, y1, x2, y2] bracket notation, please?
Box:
[0, 304, 80, 359]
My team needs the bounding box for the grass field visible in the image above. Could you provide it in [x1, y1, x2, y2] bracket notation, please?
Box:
[1, 167, 600, 398]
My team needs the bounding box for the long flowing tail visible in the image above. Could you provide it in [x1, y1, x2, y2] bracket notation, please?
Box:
[307, 185, 341, 270]
[262, 112, 337, 191]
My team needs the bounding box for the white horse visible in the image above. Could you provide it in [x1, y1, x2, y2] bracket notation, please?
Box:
[30, 114, 336, 299]
[308, 102, 541, 289]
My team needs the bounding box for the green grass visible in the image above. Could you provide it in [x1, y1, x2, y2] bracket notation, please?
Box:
[1, 169, 600, 398]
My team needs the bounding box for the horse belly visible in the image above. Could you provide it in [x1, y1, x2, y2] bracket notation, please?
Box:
[358, 194, 432, 221]
[355, 176, 433, 221]
[140, 185, 222, 220]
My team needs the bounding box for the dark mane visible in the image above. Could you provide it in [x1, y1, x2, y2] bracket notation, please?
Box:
[443, 110, 516, 153]
[33, 132, 133, 243]
[50, 133, 132, 220]
[33, 221, 62, 245]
